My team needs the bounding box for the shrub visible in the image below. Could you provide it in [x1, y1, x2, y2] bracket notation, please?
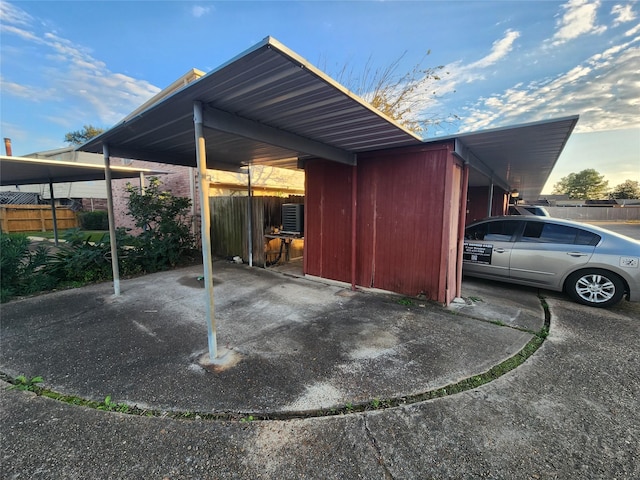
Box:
[78, 210, 109, 230]
[48, 228, 135, 283]
[125, 177, 197, 273]
[0, 232, 57, 302]
[1, 178, 198, 302]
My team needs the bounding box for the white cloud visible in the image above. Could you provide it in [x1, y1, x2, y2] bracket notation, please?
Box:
[399, 29, 522, 134]
[459, 35, 640, 133]
[611, 4, 636, 25]
[0, 76, 55, 101]
[191, 5, 211, 18]
[550, 0, 607, 46]
[0, 1, 33, 27]
[468, 29, 521, 69]
[625, 23, 640, 36]
[1, 2, 161, 127]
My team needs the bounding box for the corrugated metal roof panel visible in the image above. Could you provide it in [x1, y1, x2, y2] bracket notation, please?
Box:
[448, 116, 579, 202]
[79, 37, 422, 170]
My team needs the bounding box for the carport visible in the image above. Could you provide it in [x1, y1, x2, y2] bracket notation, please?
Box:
[77, 36, 577, 361]
[0, 155, 163, 252]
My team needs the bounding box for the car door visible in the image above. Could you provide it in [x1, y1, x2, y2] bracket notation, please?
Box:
[509, 220, 599, 289]
[463, 219, 523, 280]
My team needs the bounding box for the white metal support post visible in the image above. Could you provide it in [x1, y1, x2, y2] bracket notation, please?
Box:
[103, 144, 121, 296]
[194, 101, 217, 361]
[247, 166, 253, 267]
[487, 181, 494, 217]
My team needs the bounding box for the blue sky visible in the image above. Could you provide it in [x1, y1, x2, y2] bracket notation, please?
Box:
[1, 0, 638, 193]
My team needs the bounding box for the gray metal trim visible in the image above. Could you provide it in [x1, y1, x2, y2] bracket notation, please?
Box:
[202, 105, 356, 166]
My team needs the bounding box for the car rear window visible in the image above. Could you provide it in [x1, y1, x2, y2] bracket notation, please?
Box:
[521, 222, 601, 245]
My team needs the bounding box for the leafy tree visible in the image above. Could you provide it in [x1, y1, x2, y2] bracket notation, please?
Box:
[64, 124, 104, 146]
[552, 169, 609, 200]
[610, 179, 640, 199]
[331, 51, 457, 135]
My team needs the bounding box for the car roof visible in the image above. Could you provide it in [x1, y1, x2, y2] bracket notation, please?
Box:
[467, 216, 640, 244]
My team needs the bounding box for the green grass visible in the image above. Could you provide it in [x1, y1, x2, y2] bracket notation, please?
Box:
[23, 230, 109, 243]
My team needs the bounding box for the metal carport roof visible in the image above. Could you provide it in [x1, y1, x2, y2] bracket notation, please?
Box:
[447, 116, 579, 202]
[79, 36, 424, 171]
[0, 155, 166, 249]
[0, 155, 165, 186]
[78, 36, 577, 201]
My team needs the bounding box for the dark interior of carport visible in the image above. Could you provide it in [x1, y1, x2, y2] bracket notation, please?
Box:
[78, 36, 578, 358]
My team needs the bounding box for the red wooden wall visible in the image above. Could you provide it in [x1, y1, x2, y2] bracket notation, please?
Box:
[466, 186, 508, 223]
[304, 160, 353, 281]
[305, 142, 466, 303]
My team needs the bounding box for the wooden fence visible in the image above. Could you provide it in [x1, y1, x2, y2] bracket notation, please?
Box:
[0, 205, 78, 233]
[210, 196, 304, 267]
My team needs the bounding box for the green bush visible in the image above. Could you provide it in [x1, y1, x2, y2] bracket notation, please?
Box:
[78, 210, 109, 230]
[48, 228, 135, 283]
[1, 178, 198, 302]
[0, 232, 57, 302]
[125, 177, 197, 273]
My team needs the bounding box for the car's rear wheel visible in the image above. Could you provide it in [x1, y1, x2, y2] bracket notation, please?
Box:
[565, 269, 626, 308]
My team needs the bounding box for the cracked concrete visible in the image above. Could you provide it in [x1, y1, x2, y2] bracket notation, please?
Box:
[1, 261, 638, 478]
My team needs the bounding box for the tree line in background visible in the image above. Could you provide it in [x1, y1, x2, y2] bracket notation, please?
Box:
[551, 169, 640, 200]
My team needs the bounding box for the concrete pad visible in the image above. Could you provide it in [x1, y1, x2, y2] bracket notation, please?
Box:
[2, 263, 639, 479]
[450, 276, 546, 332]
[0, 260, 538, 415]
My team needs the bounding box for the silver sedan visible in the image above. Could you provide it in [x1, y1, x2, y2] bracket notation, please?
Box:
[463, 216, 640, 307]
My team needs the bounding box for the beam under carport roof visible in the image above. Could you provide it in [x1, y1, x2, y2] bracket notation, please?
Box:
[0, 155, 166, 186]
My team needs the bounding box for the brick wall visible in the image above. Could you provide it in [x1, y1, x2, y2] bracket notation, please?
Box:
[110, 160, 201, 237]
[81, 198, 109, 211]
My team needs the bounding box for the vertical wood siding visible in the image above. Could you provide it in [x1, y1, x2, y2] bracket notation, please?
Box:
[304, 161, 353, 281]
[466, 186, 508, 223]
[305, 142, 465, 302]
[0, 205, 78, 233]
[357, 145, 452, 299]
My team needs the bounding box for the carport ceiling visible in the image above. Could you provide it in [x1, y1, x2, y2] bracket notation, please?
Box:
[0, 155, 165, 186]
[450, 116, 579, 202]
[79, 36, 423, 171]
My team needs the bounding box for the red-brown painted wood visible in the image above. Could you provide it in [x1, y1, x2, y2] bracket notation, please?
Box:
[305, 141, 466, 303]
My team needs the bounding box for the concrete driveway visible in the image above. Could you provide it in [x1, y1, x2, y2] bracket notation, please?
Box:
[1, 262, 638, 479]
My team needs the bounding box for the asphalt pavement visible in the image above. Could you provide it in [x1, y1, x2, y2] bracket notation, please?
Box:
[1, 260, 638, 479]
